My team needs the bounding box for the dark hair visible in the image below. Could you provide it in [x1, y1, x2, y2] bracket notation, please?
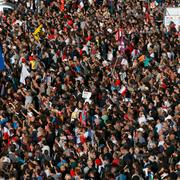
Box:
[131, 175, 141, 180]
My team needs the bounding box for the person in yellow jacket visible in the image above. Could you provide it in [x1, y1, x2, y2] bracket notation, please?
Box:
[29, 56, 37, 70]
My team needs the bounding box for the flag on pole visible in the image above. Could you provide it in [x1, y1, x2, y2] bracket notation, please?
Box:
[60, 0, 65, 12]
[144, 56, 152, 67]
[119, 36, 125, 53]
[138, 55, 145, 62]
[119, 85, 127, 96]
[3, 126, 10, 140]
[115, 28, 122, 41]
[20, 63, 30, 84]
[79, 110, 87, 126]
[33, 24, 43, 41]
[79, 1, 84, 9]
[0, 43, 5, 71]
[78, 1, 84, 12]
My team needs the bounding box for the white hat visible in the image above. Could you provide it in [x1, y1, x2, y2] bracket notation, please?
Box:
[107, 28, 112, 33]
[65, 66, 70, 71]
[137, 128, 144, 133]
[27, 111, 33, 117]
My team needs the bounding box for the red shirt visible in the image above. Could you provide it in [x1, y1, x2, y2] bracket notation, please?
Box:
[85, 36, 92, 41]
[80, 135, 86, 144]
[48, 34, 56, 40]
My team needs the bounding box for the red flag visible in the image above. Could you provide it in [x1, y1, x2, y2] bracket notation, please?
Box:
[115, 79, 121, 86]
[79, 110, 87, 126]
[3, 127, 10, 140]
[120, 86, 127, 96]
[115, 28, 122, 41]
[80, 134, 86, 144]
[60, 0, 65, 12]
[70, 169, 75, 177]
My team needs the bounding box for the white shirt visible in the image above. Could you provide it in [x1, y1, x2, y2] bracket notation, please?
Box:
[82, 45, 89, 55]
[138, 115, 147, 125]
[121, 58, 128, 66]
[108, 51, 113, 61]
[88, 0, 93, 4]
[158, 140, 164, 147]
[155, 123, 162, 133]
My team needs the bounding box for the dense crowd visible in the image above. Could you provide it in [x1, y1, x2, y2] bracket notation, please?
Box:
[0, 0, 179, 179]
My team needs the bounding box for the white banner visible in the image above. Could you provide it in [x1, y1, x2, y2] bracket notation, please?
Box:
[164, 16, 180, 29]
[164, 7, 180, 29]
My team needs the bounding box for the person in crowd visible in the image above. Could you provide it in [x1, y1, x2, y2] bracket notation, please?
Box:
[0, 0, 179, 179]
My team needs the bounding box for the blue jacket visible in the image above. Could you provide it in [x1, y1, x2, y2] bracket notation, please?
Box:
[0, 117, 8, 125]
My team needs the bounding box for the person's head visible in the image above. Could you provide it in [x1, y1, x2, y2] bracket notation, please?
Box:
[104, 172, 115, 180]
[87, 160, 93, 168]
[131, 175, 142, 180]
[44, 150, 49, 156]
[65, 174, 72, 180]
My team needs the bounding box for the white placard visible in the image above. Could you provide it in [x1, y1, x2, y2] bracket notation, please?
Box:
[82, 91, 92, 99]
[164, 16, 180, 29]
[164, 7, 180, 30]
[165, 8, 180, 16]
